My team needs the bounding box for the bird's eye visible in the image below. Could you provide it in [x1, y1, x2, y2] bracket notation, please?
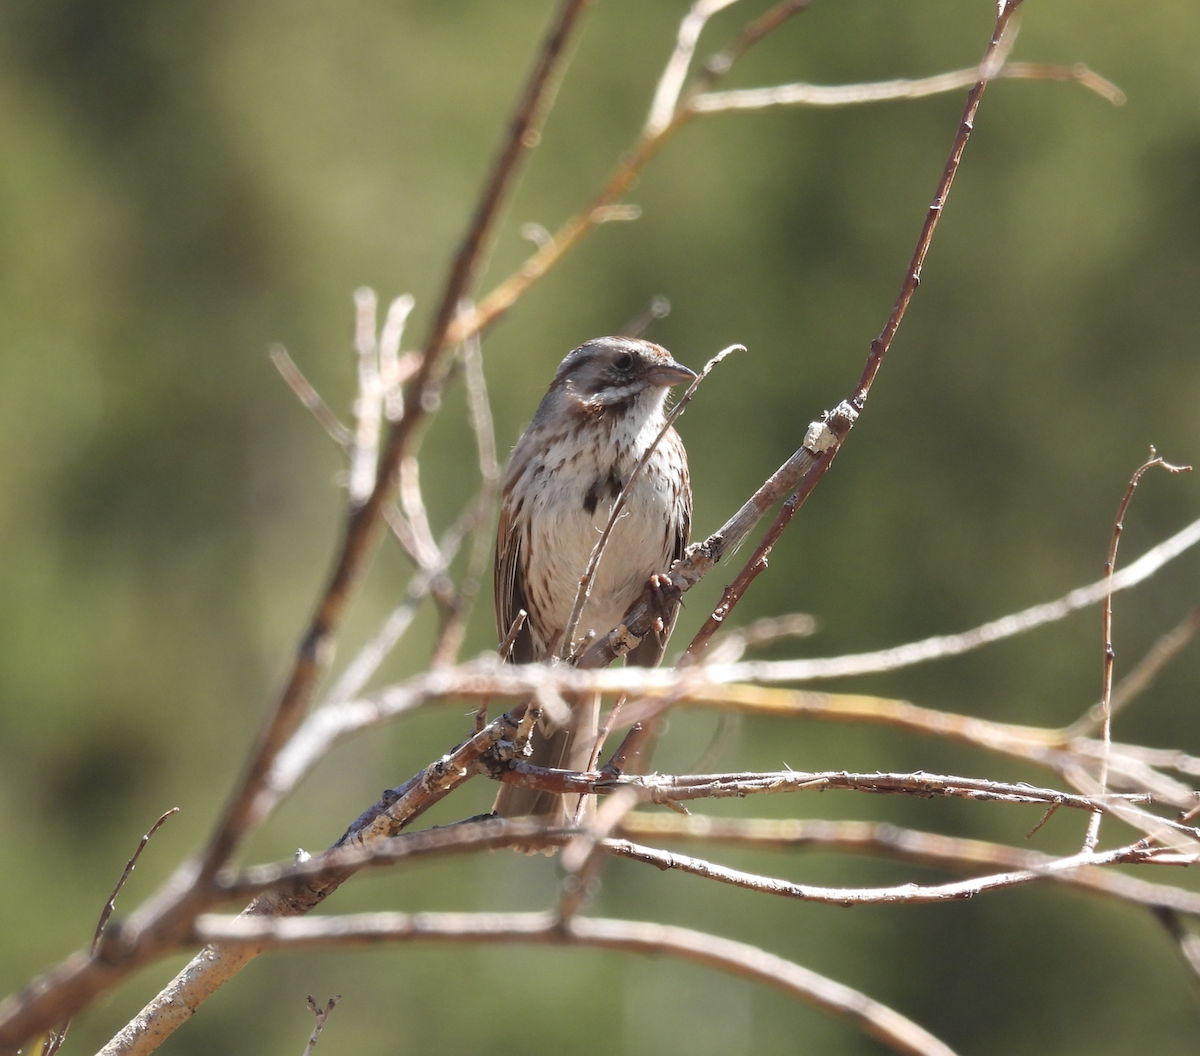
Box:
[613, 352, 634, 371]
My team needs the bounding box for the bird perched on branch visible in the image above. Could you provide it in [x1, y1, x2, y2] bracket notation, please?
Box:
[492, 336, 694, 817]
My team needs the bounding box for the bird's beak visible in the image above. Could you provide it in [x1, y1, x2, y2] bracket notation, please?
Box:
[644, 359, 697, 387]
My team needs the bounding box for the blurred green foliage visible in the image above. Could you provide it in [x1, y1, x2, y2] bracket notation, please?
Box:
[1, 0, 1199, 1053]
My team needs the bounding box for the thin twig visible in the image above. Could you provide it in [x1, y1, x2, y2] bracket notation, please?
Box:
[692, 61, 1125, 114]
[301, 996, 339, 1056]
[704, 613, 817, 665]
[41, 809, 179, 1056]
[1083, 451, 1190, 852]
[378, 294, 416, 422]
[93, 810, 181, 953]
[349, 288, 384, 505]
[219, 818, 575, 902]
[615, 813, 1200, 913]
[431, 322, 502, 667]
[559, 788, 640, 920]
[603, 836, 1169, 908]
[587, 694, 627, 773]
[646, 0, 742, 137]
[398, 457, 444, 573]
[38, 13, 595, 1056]
[447, 0, 816, 350]
[1151, 909, 1200, 985]
[244, 517, 1200, 806]
[858, 3, 1021, 408]
[1066, 605, 1200, 739]
[677, 1, 1025, 674]
[268, 345, 353, 450]
[619, 295, 671, 339]
[704, 513, 1200, 683]
[192, 912, 960, 1056]
[498, 764, 1158, 817]
[559, 343, 743, 658]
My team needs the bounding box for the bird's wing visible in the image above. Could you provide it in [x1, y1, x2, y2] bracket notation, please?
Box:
[494, 490, 538, 665]
[627, 428, 691, 669]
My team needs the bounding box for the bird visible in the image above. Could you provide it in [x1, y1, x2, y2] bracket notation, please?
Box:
[492, 336, 695, 818]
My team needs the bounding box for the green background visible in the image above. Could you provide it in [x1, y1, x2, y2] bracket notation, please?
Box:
[2, 0, 1199, 1052]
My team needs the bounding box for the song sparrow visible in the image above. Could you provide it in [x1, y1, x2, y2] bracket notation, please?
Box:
[493, 336, 694, 817]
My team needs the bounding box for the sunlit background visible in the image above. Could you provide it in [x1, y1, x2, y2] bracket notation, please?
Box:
[2, 1, 1200, 1052]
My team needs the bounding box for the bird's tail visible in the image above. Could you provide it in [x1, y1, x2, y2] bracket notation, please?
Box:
[492, 691, 600, 821]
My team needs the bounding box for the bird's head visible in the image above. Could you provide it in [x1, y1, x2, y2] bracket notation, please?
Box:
[548, 337, 695, 418]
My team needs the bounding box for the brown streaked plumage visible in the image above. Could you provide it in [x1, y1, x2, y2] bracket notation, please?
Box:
[493, 336, 694, 818]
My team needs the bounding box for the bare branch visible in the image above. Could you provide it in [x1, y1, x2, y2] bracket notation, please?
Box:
[500, 759, 1197, 850]
[645, 0, 742, 137]
[576, 401, 858, 671]
[1084, 452, 1190, 852]
[268, 344, 353, 450]
[378, 294, 416, 422]
[301, 996, 339, 1056]
[704, 613, 817, 665]
[348, 288, 384, 505]
[1152, 908, 1200, 984]
[1066, 605, 1200, 739]
[691, 61, 1125, 114]
[654, 0, 1026, 684]
[616, 813, 1200, 914]
[707, 513, 1200, 684]
[451, 0, 816, 349]
[221, 818, 575, 902]
[499, 764, 1160, 818]
[558, 789, 640, 921]
[191, 912, 960, 1056]
[42, 809, 179, 1056]
[661, 684, 1198, 810]
[430, 323, 502, 667]
[54, 11, 597, 1055]
[603, 836, 1183, 908]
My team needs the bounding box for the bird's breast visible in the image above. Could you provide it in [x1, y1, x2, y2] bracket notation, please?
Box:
[511, 419, 682, 653]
